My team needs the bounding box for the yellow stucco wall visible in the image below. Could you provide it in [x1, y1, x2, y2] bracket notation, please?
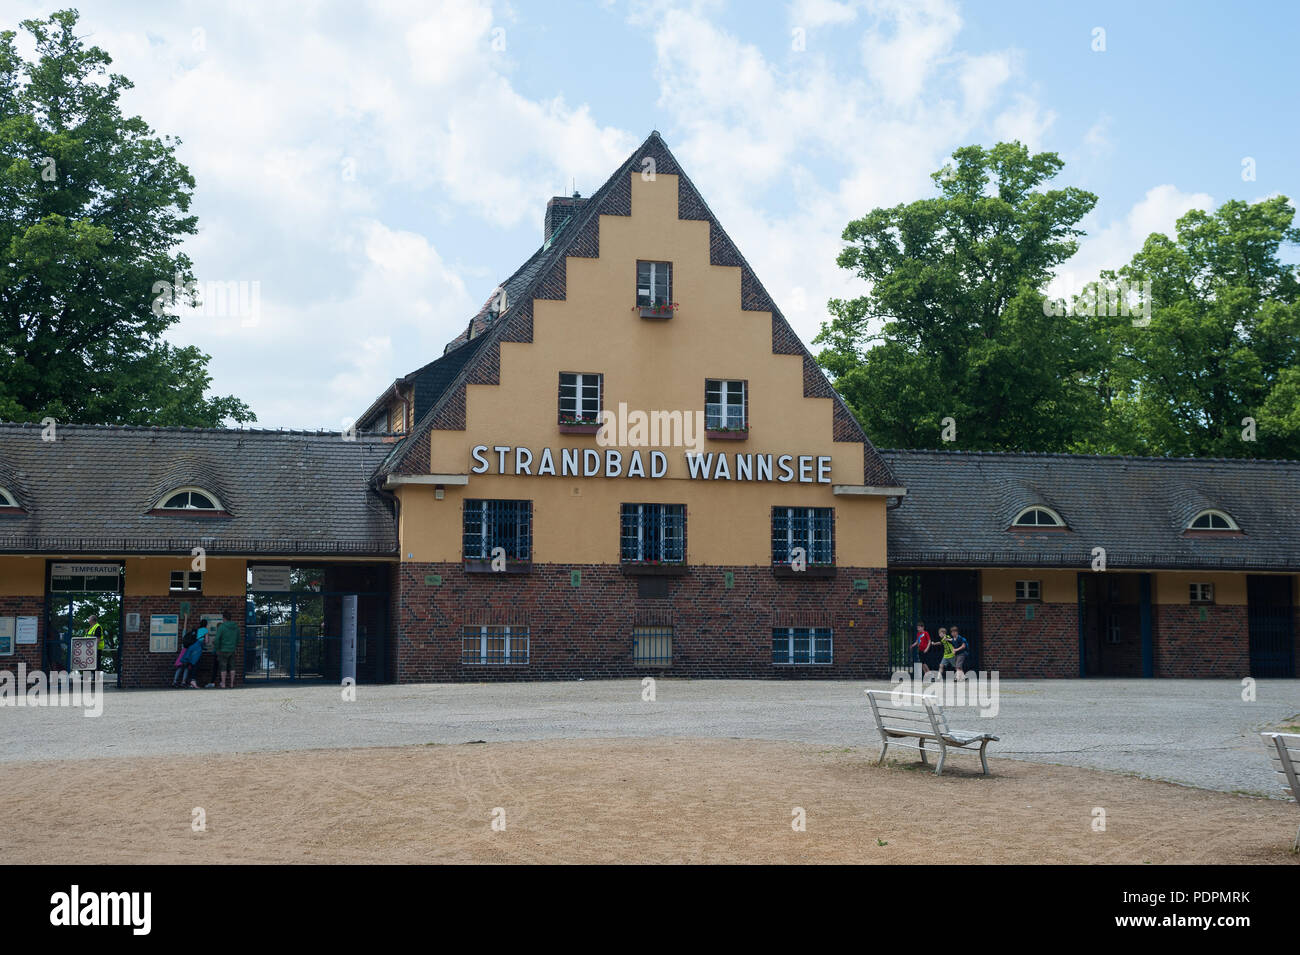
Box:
[404, 171, 886, 566]
[0, 556, 45, 596]
[123, 557, 247, 597]
[1154, 572, 1248, 606]
[981, 569, 1077, 603]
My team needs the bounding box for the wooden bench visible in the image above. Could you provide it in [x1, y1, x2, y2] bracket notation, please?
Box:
[1260, 732, 1300, 852]
[865, 689, 999, 776]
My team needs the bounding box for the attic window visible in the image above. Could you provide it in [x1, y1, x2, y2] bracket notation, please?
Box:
[1188, 510, 1238, 531]
[636, 261, 675, 317]
[1012, 506, 1065, 528]
[158, 488, 221, 511]
[0, 487, 20, 510]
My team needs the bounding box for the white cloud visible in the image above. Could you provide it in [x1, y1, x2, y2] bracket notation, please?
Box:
[1054, 184, 1215, 292]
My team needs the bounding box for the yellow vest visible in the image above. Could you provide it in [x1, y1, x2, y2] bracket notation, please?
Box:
[88, 622, 104, 650]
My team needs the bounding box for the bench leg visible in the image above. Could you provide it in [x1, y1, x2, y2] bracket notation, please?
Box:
[979, 739, 990, 776]
[877, 738, 889, 766]
[934, 742, 946, 776]
[1293, 823, 1299, 854]
[918, 738, 928, 766]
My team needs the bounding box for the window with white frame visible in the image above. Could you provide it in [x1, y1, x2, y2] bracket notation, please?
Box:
[636, 260, 672, 306]
[621, 503, 685, 563]
[772, 627, 833, 665]
[461, 625, 529, 665]
[1012, 506, 1064, 527]
[0, 487, 18, 508]
[462, 500, 532, 561]
[1188, 510, 1237, 531]
[1015, 580, 1041, 601]
[771, 507, 834, 566]
[559, 372, 602, 423]
[1189, 582, 1215, 603]
[158, 488, 221, 511]
[705, 379, 746, 431]
[170, 570, 203, 592]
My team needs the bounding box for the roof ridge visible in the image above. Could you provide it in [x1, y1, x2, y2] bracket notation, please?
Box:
[880, 448, 1300, 466]
[0, 421, 401, 440]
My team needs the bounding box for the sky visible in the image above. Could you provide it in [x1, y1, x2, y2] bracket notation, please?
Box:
[8, 0, 1300, 428]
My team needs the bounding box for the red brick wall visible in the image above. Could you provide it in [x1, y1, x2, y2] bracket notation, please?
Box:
[981, 601, 1079, 677]
[1155, 604, 1249, 678]
[121, 595, 245, 689]
[0, 595, 44, 676]
[396, 563, 888, 682]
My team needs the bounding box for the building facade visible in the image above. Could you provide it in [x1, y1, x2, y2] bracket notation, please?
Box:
[0, 133, 1296, 684]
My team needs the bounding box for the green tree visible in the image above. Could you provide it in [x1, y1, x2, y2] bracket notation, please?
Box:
[815, 142, 1105, 451]
[0, 9, 253, 426]
[1086, 197, 1300, 459]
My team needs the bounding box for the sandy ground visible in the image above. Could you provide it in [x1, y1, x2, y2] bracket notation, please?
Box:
[1, 738, 1296, 864]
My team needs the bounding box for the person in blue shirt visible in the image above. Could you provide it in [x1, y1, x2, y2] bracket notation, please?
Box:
[948, 626, 970, 680]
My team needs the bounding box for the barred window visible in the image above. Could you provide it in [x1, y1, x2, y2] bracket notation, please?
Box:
[772, 627, 833, 665]
[169, 570, 202, 593]
[463, 500, 532, 561]
[559, 372, 602, 423]
[771, 507, 833, 566]
[636, 260, 672, 306]
[705, 379, 746, 430]
[632, 625, 673, 665]
[462, 625, 529, 665]
[621, 503, 685, 563]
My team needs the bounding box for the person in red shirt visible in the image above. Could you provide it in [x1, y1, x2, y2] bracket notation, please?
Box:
[909, 622, 933, 673]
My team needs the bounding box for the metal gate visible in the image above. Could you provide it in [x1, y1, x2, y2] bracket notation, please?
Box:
[1248, 575, 1295, 678]
[888, 570, 981, 672]
[43, 562, 123, 685]
[245, 593, 330, 681]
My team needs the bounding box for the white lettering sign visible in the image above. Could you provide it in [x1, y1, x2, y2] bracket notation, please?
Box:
[470, 445, 831, 484]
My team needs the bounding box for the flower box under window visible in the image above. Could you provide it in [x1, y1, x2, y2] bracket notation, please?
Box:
[558, 417, 601, 435]
[705, 427, 748, 441]
[637, 302, 678, 319]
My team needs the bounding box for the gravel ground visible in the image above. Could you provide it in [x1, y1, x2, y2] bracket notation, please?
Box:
[2, 678, 1297, 795]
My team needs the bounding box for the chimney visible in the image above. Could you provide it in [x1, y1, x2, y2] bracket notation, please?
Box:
[544, 191, 585, 243]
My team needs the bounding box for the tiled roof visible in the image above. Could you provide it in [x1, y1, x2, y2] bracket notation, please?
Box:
[881, 449, 1300, 571]
[0, 423, 397, 556]
[378, 130, 897, 487]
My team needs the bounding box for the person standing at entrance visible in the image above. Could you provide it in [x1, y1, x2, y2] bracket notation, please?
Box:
[86, 614, 105, 675]
[213, 618, 240, 688]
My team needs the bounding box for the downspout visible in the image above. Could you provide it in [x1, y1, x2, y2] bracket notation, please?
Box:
[374, 476, 402, 684]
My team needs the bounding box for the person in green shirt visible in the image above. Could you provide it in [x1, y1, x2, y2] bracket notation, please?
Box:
[938, 627, 957, 678]
[213, 619, 240, 688]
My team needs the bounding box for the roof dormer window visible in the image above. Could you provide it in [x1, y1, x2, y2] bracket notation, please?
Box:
[157, 488, 222, 511]
[0, 487, 20, 510]
[1011, 506, 1065, 528]
[1188, 510, 1238, 531]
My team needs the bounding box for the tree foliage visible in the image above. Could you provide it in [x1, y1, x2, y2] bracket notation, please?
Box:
[0, 9, 253, 426]
[815, 142, 1104, 451]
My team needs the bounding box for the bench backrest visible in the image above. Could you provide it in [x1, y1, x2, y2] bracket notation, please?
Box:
[1261, 732, 1300, 803]
[866, 690, 947, 736]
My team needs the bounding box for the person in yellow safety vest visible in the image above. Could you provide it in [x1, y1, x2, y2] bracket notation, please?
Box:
[87, 614, 104, 670]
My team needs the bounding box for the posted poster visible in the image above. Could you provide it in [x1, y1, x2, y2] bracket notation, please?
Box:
[0, 617, 14, 656]
[70, 637, 97, 670]
[16, 616, 38, 644]
[150, 614, 180, 654]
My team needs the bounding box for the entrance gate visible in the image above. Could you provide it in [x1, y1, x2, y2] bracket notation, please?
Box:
[245, 569, 388, 682]
[888, 570, 981, 672]
[43, 561, 123, 685]
[1248, 575, 1295, 678]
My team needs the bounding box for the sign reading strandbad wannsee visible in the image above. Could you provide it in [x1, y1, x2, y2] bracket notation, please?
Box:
[471, 446, 833, 484]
